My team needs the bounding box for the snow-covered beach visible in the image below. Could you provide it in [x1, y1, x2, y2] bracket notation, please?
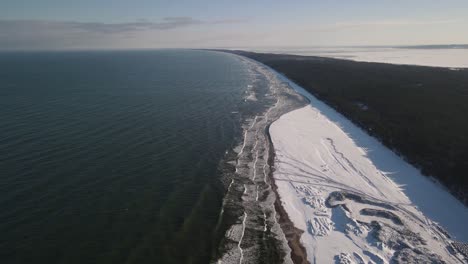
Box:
[270, 71, 468, 263]
[215, 51, 468, 263]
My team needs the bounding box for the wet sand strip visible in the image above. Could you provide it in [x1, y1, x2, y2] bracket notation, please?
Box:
[266, 123, 309, 264]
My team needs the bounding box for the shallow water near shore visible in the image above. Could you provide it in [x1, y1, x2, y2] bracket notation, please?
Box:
[213, 55, 307, 264]
[0, 50, 255, 263]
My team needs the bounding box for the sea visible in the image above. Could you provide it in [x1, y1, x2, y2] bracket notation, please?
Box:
[3, 47, 466, 264]
[0, 50, 257, 264]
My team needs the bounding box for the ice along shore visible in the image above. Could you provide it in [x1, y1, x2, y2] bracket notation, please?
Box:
[214, 53, 308, 264]
[215, 51, 468, 263]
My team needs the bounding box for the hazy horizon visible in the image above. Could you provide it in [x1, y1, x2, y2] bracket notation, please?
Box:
[1, 1, 468, 50]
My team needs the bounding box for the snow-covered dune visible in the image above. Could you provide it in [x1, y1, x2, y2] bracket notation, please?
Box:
[270, 75, 468, 263]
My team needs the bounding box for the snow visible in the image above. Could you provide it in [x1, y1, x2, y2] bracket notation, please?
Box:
[216, 55, 304, 264]
[249, 46, 468, 68]
[269, 74, 468, 263]
[309, 47, 468, 68]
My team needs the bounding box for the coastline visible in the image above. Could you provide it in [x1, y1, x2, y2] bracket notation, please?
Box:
[226, 50, 468, 206]
[265, 122, 308, 264]
[214, 53, 308, 264]
[266, 68, 468, 262]
[214, 50, 468, 263]
[244, 47, 468, 68]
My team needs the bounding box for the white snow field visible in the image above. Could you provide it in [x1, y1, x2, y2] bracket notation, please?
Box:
[270, 75, 468, 263]
[320, 48, 468, 68]
[248, 46, 468, 68]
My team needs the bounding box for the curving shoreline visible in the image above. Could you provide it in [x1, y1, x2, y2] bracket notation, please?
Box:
[267, 68, 468, 262]
[214, 50, 468, 263]
[214, 53, 307, 264]
[230, 50, 468, 206]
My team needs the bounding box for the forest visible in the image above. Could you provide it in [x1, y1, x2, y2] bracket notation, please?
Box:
[231, 50, 468, 205]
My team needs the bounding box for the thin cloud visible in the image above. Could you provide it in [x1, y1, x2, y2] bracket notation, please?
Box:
[67, 17, 202, 33]
[211, 18, 250, 24]
[336, 19, 460, 27]
[309, 19, 461, 32]
[0, 17, 246, 35]
[0, 17, 249, 50]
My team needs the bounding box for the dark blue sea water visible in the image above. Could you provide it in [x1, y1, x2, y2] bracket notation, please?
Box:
[0, 50, 250, 263]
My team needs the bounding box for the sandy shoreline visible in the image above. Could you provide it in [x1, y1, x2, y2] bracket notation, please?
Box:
[214, 51, 468, 263]
[268, 70, 468, 263]
[265, 122, 308, 264]
[214, 54, 308, 264]
[229, 49, 468, 208]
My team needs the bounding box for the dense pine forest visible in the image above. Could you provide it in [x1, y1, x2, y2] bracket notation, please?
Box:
[231, 51, 468, 205]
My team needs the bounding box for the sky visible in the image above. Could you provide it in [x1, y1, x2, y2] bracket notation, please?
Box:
[1, 0, 468, 50]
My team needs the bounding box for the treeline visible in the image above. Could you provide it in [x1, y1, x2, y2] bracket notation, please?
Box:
[231, 51, 468, 205]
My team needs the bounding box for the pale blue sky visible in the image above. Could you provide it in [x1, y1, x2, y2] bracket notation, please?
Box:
[1, 0, 467, 50]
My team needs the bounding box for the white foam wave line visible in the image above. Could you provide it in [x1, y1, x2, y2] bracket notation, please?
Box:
[255, 185, 259, 201]
[237, 130, 249, 158]
[252, 131, 259, 150]
[263, 89, 280, 121]
[273, 208, 278, 226]
[239, 212, 247, 264]
[252, 149, 259, 181]
[264, 100, 274, 120]
[227, 59, 287, 263]
[263, 135, 270, 185]
[216, 180, 235, 228]
[261, 87, 281, 137]
[218, 208, 224, 219]
[249, 115, 258, 130]
[276, 98, 282, 109]
[227, 179, 235, 193]
[237, 115, 258, 160]
[261, 143, 278, 228]
[236, 123, 252, 174]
